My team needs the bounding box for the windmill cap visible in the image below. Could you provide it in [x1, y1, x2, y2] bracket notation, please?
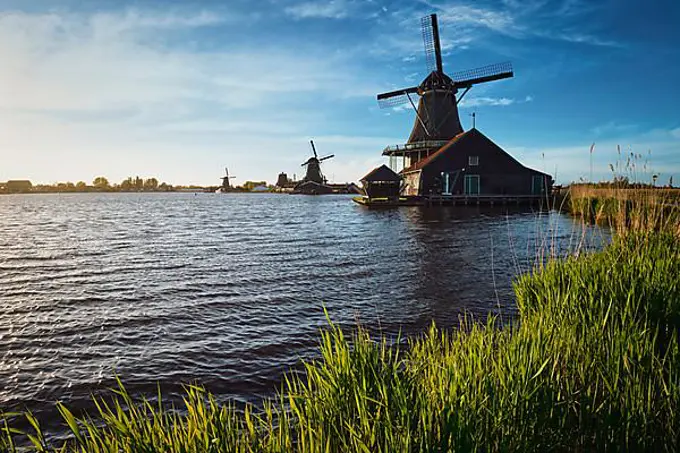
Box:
[420, 71, 454, 91]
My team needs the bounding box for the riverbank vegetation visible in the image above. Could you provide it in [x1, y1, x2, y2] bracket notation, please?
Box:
[565, 184, 679, 234]
[0, 177, 278, 194]
[0, 176, 179, 194]
[2, 190, 679, 452]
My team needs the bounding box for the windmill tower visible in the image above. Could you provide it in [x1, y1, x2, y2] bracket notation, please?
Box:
[378, 14, 513, 170]
[300, 140, 334, 184]
[221, 167, 235, 191]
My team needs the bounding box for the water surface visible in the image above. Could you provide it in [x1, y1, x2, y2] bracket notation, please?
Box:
[0, 193, 607, 430]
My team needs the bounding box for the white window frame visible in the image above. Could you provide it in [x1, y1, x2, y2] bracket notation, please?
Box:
[468, 156, 479, 166]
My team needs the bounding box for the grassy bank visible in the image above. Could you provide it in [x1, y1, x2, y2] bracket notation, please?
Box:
[2, 209, 679, 451]
[565, 184, 680, 233]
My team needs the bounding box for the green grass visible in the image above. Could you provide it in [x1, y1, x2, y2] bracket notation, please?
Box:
[3, 204, 679, 451]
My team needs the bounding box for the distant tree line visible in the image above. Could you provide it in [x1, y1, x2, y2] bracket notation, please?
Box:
[14, 176, 179, 193]
[2, 176, 280, 194]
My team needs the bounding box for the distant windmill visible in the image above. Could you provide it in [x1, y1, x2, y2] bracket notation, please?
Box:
[221, 167, 235, 191]
[377, 14, 513, 144]
[300, 140, 334, 184]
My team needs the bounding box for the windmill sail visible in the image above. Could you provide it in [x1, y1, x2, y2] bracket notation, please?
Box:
[377, 87, 420, 109]
[376, 13, 513, 144]
[452, 62, 513, 88]
[310, 140, 318, 159]
[421, 14, 443, 74]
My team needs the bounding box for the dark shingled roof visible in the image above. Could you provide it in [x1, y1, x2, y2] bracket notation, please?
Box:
[361, 164, 402, 182]
[402, 130, 468, 173]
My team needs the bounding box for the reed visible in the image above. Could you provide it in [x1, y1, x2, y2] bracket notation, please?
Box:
[567, 184, 680, 235]
[2, 197, 679, 452]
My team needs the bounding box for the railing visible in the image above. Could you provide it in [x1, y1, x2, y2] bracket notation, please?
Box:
[382, 140, 449, 155]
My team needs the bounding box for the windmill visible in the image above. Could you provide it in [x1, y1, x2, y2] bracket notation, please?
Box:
[300, 140, 334, 184]
[221, 167, 235, 191]
[377, 14, 513, 147]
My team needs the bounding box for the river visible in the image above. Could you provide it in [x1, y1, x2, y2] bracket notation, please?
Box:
[0, 193, 607, 433]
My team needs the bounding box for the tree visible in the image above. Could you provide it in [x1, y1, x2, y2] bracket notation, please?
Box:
[93, 176, 110, 190]
[76, 181, 87, 191]
[120, 177, 134, 191]
[143, 178, 159, 191]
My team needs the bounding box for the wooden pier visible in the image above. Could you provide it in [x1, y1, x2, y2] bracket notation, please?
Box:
[353, 194, 551, 208]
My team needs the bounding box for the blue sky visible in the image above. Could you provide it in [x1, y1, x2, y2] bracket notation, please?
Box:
[1, 0, 678, 186]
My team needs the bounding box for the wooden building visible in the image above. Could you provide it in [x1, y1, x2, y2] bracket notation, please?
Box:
[1, 180, 33, 193]
[361, 164, 401, 199]
[397, 128, 552, 197]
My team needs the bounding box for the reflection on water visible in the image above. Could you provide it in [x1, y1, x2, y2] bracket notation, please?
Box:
[0, 193, 608, 431]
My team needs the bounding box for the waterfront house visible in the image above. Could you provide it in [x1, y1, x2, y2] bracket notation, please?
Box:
[398, 128, 552, 197]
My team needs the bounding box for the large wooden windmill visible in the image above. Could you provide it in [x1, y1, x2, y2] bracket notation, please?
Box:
[378, 14, 513, 166]
[365, 13, 552, 201]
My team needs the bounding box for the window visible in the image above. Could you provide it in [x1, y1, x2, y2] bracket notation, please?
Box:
[532, 175, 545, 195]
[468, 156, 479, 166]
[464, 175, 480, 195]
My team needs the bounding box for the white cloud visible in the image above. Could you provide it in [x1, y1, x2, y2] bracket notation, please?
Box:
[284, 1, 352, 19]
[437, 5, 519, 36]
[410, 0, 619, 49]
[0, 10, 374, 113]
[0, 9, 388, 185]
[459, 95, 532, 107]
[404, 72, 420, 83]
[670, 128, 680, 139]
[90, 9, 224, 34]
[591, 121, 637, 137]
[537, 30, 622, 48]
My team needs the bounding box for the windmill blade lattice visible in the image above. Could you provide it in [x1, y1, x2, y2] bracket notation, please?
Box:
[319, 154, 334, 162]
[452, 61, 513, 87]
[377, 86, 420, 108]
[378, 93, 412, 109]
[421, 15, 437, 74]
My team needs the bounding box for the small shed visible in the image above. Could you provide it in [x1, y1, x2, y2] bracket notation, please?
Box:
[361, 164, 402, 198]
[3, 180, 33, 193]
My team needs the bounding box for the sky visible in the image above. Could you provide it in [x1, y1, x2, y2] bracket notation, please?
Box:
[1, 0, 678, 186]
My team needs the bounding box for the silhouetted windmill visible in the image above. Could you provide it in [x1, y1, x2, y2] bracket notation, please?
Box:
[221, 167, 235, 191]
[377, 14, 513, 144]
[301, 140, 334, 184]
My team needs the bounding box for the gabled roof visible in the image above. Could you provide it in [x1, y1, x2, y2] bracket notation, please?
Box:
[401, 128, 552, 177]
[402, 131, 468, 173]
[361, 164, 401, 182]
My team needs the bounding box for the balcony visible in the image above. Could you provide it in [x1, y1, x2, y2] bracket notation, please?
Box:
[382, 140, 449, 156]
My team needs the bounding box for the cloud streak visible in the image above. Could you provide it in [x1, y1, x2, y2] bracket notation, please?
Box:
[284, 1, 352, 19]
[460, 95, 533, 108]
[415, 0, 620, 48]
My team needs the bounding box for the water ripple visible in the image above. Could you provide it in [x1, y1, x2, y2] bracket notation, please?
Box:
[0, 192, 608, 434]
